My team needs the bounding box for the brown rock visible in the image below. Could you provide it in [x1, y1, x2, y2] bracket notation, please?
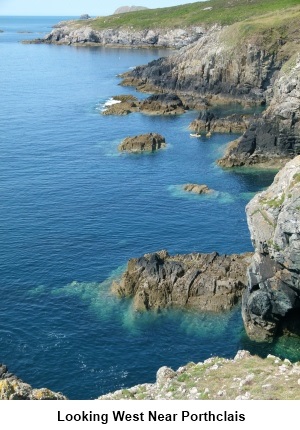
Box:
[183, 183, 214, 194]
[118, 133, 166, 153]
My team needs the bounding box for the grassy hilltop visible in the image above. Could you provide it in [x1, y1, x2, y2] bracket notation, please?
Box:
[82, 0, 300, 30]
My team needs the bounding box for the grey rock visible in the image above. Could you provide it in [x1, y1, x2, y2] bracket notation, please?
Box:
[242, 156, 300, 341]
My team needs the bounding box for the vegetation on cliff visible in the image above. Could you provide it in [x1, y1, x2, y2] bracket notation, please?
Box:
[84, 0, 300, 30]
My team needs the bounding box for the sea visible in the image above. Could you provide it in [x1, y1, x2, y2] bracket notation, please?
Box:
[0, 16, 300, 400]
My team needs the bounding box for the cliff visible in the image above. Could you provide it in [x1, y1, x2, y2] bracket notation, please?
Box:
[0, 364, 66, 400]
[242, 156, 300, 341]
[218, 56, 300, 167]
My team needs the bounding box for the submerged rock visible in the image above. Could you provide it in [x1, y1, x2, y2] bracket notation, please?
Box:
[242, 156, 300, 341]
[0, 364, 66, 400]
[112, 249, 252, 311]
[118, 133, 166, 153]
[183, 183, 214, 194]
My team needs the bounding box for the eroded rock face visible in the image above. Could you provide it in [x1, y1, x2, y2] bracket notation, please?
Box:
[190, 111, 251, 134]
[121, 26, 279, 104]
[118, 133, 166, 152]
[218, 57, 300, 167]
[112, 250, 252, 312]
[33, 24, 204, 49]
[242, 156, 300, 341]
[0, 364, 66, 400]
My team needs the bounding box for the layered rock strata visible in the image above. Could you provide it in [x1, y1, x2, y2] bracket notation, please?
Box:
[31, 23, 204, 49]
[118, 133, 166, 152]
[0, 364, 66, 400]
[112, 250, 252, 311]
[121, 25, 280, 105]
[218, 57, 300, 167]
[242, 156, 300, 341]
[190, 111, 252, 134]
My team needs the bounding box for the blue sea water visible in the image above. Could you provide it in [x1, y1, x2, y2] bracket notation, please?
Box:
[0, 17, 300, 399]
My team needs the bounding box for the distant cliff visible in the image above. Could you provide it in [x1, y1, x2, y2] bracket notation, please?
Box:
[113, 6, 149, 14]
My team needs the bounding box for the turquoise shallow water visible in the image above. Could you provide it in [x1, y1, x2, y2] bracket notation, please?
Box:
[1, 17, 300, 399]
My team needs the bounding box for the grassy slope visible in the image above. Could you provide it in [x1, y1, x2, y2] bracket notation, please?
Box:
[77, 0, 300, 30]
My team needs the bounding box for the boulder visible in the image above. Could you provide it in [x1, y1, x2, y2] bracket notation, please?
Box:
[183, 183, 214, 194]
[118, 133, 166, 153]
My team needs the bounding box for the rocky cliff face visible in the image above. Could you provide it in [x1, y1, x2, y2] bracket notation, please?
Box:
[242, 156, 300, 341]
[218, 56, 300, 167]
[121, 25, 280, 104]
[0, 364, 66, 400]
[112, 250, 252, 312]
[38, 23, 204, 49]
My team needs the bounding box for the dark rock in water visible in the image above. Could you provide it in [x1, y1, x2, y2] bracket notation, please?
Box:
[190, 111, 251, 134]
[79, 14, 91, 20]
[183, 183, 214, 194]
[140, 93, 186, 115]
[218, 58, 300, 168]
[0, 364, 67, 400]
[112, 249, 252, 311]
[118, 133, 166, 153]
[242, 156, 300, 341]
[102, 93, 186, 116]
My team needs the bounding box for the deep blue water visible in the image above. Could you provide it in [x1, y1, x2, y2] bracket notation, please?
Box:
[1, 17, 300, 400]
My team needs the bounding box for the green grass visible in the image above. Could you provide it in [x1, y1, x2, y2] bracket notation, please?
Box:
[72, 0, 300, 31]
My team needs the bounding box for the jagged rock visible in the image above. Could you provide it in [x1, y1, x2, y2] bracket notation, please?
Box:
[118, 133, 166, 153]
[121, 25, 279, 104]
[183, 183, 214, 194]
[0, 364, 67, 400]
[102, 93, 186, 116]
[242, 156, 300, 341]
[114, 6, 149, 14]
[112, 250, 252, 311]
[218, 57, 300, 167]
[79, 14, 91, 20]
[190, 111, 251, 134]
[31, 24, 204, 49]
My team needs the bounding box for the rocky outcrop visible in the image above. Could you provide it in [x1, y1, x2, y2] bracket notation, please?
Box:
[218, 57, 300, 167]
[118, 133, 166, 152]
[114, 6, 149, 14]
[183, 184, 214, 194]
[103, 94, 186, 115]
[32, 23, 204, 49]
[121, 25, 280, 104]
[0, 364, 66, 400]
[112, 250, 252, 311]
[190, 111, 251, 134]
[99, 351, 300, 400]
[242, 156, 300, 341]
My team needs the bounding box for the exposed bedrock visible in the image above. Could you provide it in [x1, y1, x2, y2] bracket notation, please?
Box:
[34, 24, 204, 49]
[189, 110, 252, 134]
[218, 57, 300, 167]
[242, 156, 300, 342]
[121, 26, 280, 105]
[118, 133, 166, 152]
[0, 364, 66, 400]
[112, 250, 252, 312]
[103, 93, 186, 116]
